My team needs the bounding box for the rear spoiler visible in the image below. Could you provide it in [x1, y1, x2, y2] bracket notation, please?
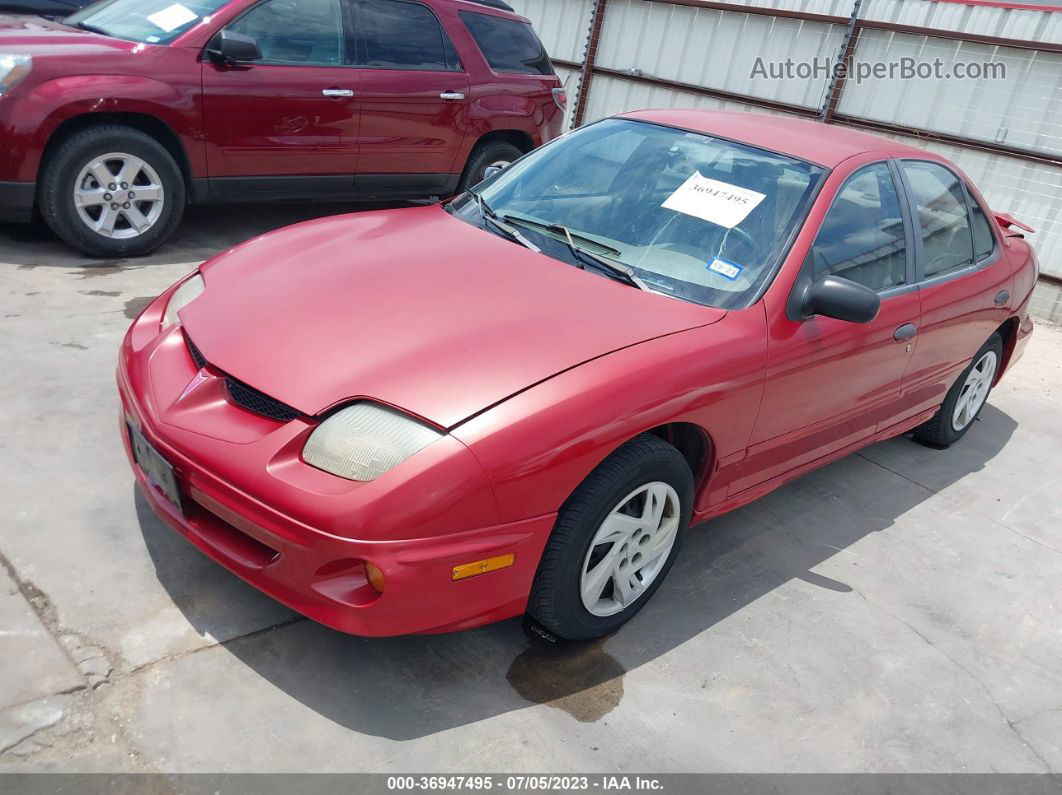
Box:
[994, 212, 1035, 235]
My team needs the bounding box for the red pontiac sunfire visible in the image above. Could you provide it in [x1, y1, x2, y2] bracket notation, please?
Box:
[119, 111, 1037, 640]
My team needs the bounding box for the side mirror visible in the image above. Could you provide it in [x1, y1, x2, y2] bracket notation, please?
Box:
[206, 30, 262, 66]
[802, 275, 881, 324]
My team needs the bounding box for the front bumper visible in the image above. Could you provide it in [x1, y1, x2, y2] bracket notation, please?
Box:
[117, 299, 556, 637]
[0, 181, 34, 223]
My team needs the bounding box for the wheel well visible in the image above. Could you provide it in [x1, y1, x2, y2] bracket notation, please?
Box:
[41, 113, 193, 200]
[645, 423, 712, 486]
[473, 130, 535, 155]
[994, 316, 1021, 383]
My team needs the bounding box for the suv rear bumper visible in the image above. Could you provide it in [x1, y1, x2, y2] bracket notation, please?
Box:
[0, 182, 35, 223]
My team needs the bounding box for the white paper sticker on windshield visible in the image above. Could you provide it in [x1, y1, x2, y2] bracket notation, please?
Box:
[662, 172, 766, 229]
[147, 4, 197, 33]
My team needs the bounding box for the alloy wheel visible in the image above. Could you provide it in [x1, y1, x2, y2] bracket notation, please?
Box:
[952, 350, 998, 432]
[74, 152, 165, 239]
[579, 482, 681, 617]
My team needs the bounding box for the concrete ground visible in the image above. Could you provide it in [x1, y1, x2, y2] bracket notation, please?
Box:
[1, 203, 1061, 774]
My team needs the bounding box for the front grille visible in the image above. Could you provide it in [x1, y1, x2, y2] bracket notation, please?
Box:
[186, 336, 208, 369]
[224, 376, 302, 423]
[183, 331, 302, 423]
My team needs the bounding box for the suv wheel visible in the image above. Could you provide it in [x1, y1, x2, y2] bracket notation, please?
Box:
[457, 140, 524, 194]
[40, 125, 186, 257]
[913, 332, 1003, 447]
[528, 434, 694, 640]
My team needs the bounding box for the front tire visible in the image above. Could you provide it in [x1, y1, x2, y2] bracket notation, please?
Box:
[528, 434, 694, 640]
[39, 124, 186, 258]
[913, 332, 1003, 447]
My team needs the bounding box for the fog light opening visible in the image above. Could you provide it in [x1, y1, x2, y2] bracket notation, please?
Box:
[365, 561, 386, 594]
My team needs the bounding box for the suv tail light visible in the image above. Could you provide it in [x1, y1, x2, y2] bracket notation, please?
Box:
[552, 87, 567, 110]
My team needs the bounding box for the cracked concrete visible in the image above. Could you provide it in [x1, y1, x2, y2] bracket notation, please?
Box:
[1, 205, 1061, 772]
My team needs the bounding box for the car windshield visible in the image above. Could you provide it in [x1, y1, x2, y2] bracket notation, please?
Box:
[65, 0, 230, 44]
[454, 118, 827, 309]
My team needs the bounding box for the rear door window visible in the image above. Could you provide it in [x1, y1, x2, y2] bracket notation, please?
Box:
[459, 11, 552, 75]
[355, 0, 461, 71]
[968, 194, 996, 262]
[902, 161, 977, 279]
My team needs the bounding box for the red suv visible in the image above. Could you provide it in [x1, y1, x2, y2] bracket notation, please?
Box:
[0, 0, 565, 256]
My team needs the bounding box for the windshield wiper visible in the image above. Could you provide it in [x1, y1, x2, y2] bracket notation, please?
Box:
[470, 191, 541, 253]
[499, 214, 622, 257]
[72, 22, 113, 37]
[500, 215, 648, 292]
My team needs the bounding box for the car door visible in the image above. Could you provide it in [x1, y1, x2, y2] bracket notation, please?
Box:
[349, 0, 470, 195]
[201, 0, 360, 195]
[893, 159, 1014, 420]
[730, 159, 922, 495]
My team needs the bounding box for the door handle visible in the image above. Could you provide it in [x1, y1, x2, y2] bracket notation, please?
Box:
[322, 88, 354, 98]
[439, 91, 466, 101]
[894, 323, 918, 342]
[994, 290, 1011, 306]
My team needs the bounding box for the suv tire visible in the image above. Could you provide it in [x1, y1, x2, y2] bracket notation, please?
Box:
[457, 140, 524, 194]
[40, 125, 186, 258]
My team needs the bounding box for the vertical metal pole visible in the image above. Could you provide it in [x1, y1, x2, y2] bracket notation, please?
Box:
[572, 0, 609, 129]
[820, 0, 865, 122]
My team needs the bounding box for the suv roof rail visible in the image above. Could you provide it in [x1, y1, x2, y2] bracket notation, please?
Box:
[464, 0, 516, 10]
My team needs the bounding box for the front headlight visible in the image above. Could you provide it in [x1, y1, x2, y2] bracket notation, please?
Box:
[162, 273, 205, 328]
[0, 55, 32, 96]
[303, 403, 443, 481]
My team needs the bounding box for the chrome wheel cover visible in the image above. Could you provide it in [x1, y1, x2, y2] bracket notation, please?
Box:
[952, 350, 998, 432]
[580, 482, 681, 617]
[74, 152, 165, 239]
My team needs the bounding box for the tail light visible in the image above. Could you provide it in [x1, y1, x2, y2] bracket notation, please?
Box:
[551, 87, 567, 110]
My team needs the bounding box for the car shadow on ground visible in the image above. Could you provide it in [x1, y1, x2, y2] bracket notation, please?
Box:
[135, 403, 1017, 741]
[0, 200, 411, 270]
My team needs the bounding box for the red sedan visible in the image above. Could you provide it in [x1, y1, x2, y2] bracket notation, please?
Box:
[119, 110, 1037, 640]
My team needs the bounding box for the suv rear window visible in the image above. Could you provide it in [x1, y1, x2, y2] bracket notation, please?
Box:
[459, 11, 552, 75]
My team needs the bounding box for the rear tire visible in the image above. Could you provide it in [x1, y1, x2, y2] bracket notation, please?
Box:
[528, 434, 694, 640]
[456, 140, 524, 194]
[913, 332, 1003, 447]
[39, 124, 186, 258]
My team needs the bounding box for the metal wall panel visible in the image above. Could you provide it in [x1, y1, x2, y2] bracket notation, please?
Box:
[582, 73, 809, 121]
[597, 0, 845, 109]
[863, 0, 1062, 45]
[692, 0, 1062, 43]
[554, 64, 582, 130]
[838, 30, 1062, 157]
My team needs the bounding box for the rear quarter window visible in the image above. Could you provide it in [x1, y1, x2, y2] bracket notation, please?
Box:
[459, 11, 552, 75]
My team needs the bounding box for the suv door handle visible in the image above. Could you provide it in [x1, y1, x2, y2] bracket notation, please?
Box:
[439, 92, 466, 101]
[322, 88, 354, 98]
[994, 290, 1011, 306]
[894, 323, 918, 342]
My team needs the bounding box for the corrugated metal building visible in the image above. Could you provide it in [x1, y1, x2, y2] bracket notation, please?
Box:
[509, 0, 1062, 321]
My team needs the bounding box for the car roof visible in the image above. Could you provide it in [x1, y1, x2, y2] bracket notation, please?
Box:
[619, 109, 928, 168]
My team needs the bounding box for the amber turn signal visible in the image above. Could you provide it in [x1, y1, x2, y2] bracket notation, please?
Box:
[365, 561, 386, 593]
[452, 554, 515, 581]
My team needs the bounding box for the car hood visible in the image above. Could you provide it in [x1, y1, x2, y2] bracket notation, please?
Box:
[182, 205, 725, 428]
[0, 15, 136, 55]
